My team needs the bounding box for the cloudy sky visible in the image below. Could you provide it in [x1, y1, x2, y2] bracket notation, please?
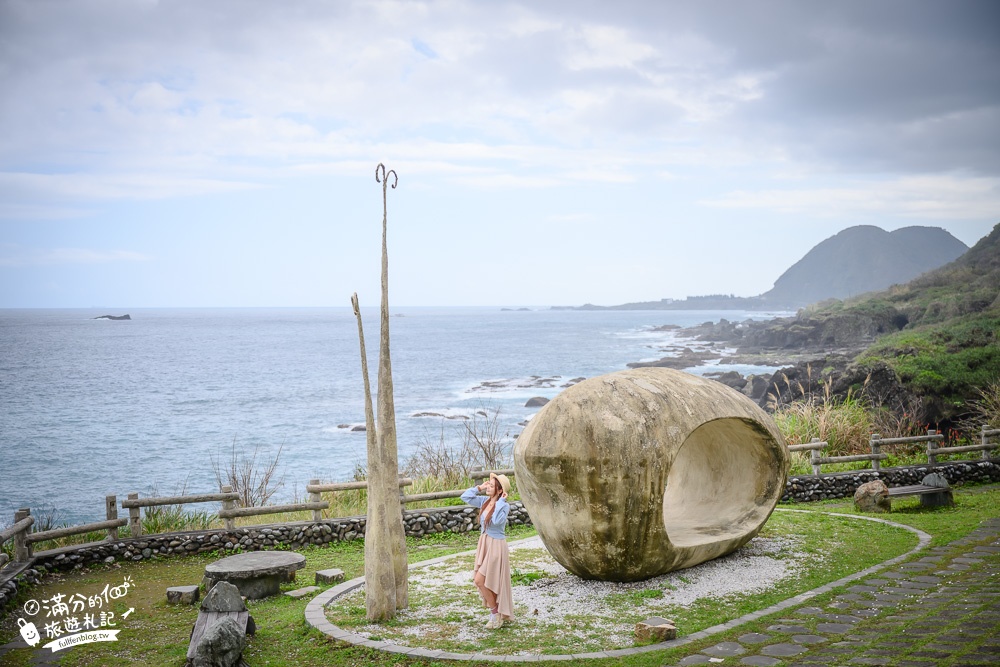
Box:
[1, 0, 997, 308]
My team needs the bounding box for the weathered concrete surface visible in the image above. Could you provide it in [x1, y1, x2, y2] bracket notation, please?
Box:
[203, 551, 305, 599]
[514, 367, 789, 581]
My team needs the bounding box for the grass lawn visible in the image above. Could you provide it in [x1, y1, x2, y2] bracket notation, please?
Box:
[0, 487, 996, 667]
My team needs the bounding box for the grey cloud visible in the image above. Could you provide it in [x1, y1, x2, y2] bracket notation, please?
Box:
[2, 0, 997, 186]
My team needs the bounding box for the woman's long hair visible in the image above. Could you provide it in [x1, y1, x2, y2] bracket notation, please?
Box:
[479, 482, 503, 527]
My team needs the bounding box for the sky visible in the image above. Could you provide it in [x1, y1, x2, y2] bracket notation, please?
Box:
[1, 0, 998, 308]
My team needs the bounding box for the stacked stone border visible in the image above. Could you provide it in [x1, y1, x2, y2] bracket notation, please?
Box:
[303, 511, 932, 661]
[1, 458, 996, 616]
[0, 504, 530, 614]
[782, 458, 1000, 502]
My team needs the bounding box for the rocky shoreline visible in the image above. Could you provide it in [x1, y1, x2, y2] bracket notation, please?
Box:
[627, 315, 906, 413]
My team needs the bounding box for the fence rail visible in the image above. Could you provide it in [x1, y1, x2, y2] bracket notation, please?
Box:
[120, 492, 239, 509]
[3, 431, 996, 574]
[217, 501, 330, 520]
[785, 426, 998, 475]
[25, 519, 127, 545]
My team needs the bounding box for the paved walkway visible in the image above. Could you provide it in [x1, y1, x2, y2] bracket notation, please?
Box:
[306, 515, 1000, 665]
[669, 516, 1000, 667]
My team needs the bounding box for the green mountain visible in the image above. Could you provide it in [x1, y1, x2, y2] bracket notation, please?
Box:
[558, 225, 967, 311]
[756, 223, 999, 423]
[761, 225, 968, 308]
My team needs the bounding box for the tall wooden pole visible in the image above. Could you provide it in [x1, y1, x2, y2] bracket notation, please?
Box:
[353, 292, 396, 620]
[374, 163, 408, 609]
[353, 163, 408, 620]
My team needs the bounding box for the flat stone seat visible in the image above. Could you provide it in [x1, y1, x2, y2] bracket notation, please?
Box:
[203, 551, 306, 600]
[315, 568, 345, 585]
[285, 586, 320, 599]
[166, 585, 200, 605]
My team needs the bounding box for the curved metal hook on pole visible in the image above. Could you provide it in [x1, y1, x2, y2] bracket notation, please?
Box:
[375, 163, 398, 220]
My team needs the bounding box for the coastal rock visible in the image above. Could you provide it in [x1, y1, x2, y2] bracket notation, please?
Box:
[190, 616, 245, 667]
[626, 348, 718, 370]
[853, 480, 890, 513]
[201, 581, 246, 613]
[93, 314, 131, 320]
[707, 371, 748, 391]
[525, 397, 549, 408]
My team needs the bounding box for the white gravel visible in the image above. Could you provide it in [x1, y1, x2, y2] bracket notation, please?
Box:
[332, 533, 810, 651]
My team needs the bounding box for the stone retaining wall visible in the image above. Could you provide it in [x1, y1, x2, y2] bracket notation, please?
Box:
[3, 461, 998, 615]
[783, 459, 1000, 502]
[0, 503, 531, 614]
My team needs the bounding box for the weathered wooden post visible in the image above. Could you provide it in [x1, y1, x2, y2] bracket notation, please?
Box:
[221, 485, 236, 531]
[105, 495, 118, 543]
[352, 163, 409, 621]
[810, 438, 822, 475]
[127, 493, 142, 537]
[14, 508, 31, 561]
[984, 425, 991, 461]
[309, 479, 324, 522]
[870, 433, 881, 472]
[374, 164, 409, 612]
[927, 429, 938, 465]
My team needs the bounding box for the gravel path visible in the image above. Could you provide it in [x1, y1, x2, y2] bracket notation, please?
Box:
[333, 532, 808, 651]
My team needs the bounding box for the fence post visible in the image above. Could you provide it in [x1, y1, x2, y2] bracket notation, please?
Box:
[14, 508, 31, 561]
[127, 493, 142, 537]
[221, 485, 236, 531]
[105, 495, 118, 543]
[927, 429, 938, 465]
[870, 434, 881, 472]
[809, 438, 822, 475]
[309, 479, 323, 522]
[983, 425, 990, 461]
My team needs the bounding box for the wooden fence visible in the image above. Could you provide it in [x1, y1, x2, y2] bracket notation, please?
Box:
[788, 426, 999, 474]
[2, 427, 996, 571]
[0, 496, 127, 564]
[0, 470, 509, 569]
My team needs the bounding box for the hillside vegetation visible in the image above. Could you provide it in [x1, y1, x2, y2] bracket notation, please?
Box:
[821, 223, 1000, 422]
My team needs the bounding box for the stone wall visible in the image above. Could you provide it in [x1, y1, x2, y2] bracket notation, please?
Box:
[3, 461, 998, 615]
[0, 503, 532, 614]
[783, 459, 1000, 502]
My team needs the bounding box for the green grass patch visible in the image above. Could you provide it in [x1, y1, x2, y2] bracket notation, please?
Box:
[2, 489, 997, 666]
[322, 510, 916, 656]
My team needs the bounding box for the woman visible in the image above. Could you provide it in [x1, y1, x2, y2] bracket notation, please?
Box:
[460, 472, 514, 629]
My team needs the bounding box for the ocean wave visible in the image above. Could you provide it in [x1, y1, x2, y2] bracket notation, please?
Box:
[460, 375, 585, 397]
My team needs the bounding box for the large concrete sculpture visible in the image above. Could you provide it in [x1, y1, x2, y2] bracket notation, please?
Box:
[513, 367, 789, 582]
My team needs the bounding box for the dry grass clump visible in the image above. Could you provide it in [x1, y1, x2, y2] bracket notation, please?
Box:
[771, 369, 930, 458]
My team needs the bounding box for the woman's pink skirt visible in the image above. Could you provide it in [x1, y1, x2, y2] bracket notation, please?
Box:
[473, 532, 514, 620]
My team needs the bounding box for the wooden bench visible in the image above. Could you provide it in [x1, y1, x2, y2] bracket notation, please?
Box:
[888, 473, 953, 508]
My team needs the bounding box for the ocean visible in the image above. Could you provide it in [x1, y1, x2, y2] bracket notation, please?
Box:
[0, 307, 785, 524]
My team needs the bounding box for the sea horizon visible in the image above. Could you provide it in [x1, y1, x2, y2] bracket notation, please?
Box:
[1, 306, 788, 525]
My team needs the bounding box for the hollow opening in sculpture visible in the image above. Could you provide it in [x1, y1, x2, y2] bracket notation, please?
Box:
[662, 417, 783, 548]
